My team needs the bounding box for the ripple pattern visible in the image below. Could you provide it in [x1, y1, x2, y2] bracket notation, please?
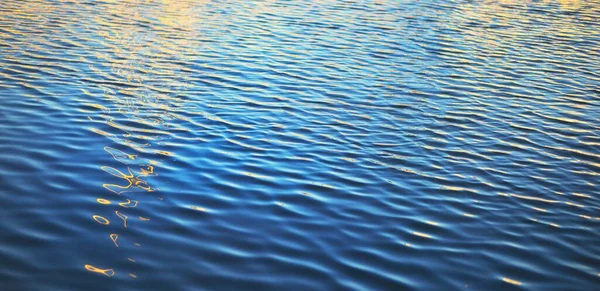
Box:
[1, 0, 600, 290]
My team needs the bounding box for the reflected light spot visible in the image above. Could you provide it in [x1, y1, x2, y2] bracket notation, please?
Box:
[93, 215, 110, 225]
[119, 199, 139, 208]
[502, 277, 522, 285]
[90, 128, 113, 137]
[532, 207, 546, 212]
[115, 211, 128, 228]
[573, 193, 590, 198]
[138, 165, 155, 176]
[565, 201, 585, 208]
[155, 150, 174, 156]
[412, 231, 432, 239]
[105, 146, 137, 161]
[97, 198, 111, 205]
[84, 264, 115, 277]
[110, 234, 119, 247]
[190, 206, 207, 212]
[506, 193, 559, 203]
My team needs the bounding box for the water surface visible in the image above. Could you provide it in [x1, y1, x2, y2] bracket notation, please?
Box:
[1, 0, 599, 290]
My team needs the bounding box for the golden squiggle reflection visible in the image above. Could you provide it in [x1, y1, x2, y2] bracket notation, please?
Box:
[119, 199, 139, 208]
[82, 0, 208, 279]
[93, 215, 110, 225]
[97, 198, 112, 205]
[110, 234, 119, 247]
[85, 264, 115, 277]
[101, 166, 156, 195]
[105, 146, 137, 163]
[115, 211, 129, 228]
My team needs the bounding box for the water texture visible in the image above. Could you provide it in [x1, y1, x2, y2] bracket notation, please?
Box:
[1, 0, 599, 290]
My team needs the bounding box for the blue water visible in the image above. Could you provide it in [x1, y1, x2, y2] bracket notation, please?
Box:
[1, 0, 599, 290]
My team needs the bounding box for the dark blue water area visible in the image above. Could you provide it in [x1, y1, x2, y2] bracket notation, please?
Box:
[1, 0, 600, 290]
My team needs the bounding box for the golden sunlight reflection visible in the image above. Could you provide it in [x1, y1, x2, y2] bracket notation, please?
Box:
[84, 264, 115, 277]
[81, 0, 206, 279]
[453, 0, 594, 53]
[97, 198, 112, 205]
[412, 231, 433, 239]
[101, 166, 156, 195]
[93, 215, 110, 225]
[119, 199, 139, 208]
[502, 277, 522, 286]
[157, 0, 207, 28]
[115, 211, 129, 228]
[190, 206, 208, 212]
[110, 234, 119, 247]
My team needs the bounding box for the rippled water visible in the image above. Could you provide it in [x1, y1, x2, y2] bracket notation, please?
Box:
[1, 0, 599, 290]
